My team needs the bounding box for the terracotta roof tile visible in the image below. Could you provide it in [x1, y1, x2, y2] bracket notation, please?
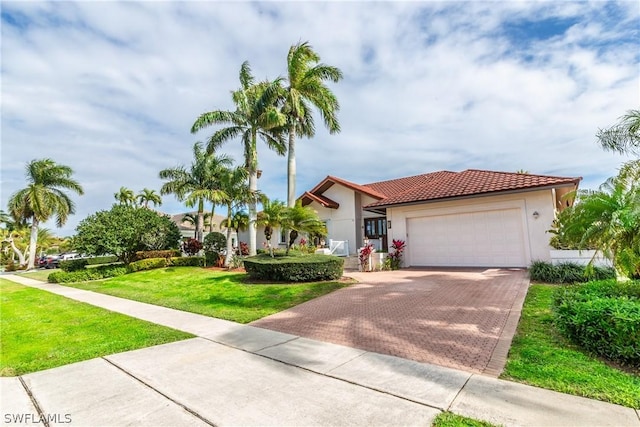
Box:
[300, 191, 340, 209]
[365, 169, 581, 208]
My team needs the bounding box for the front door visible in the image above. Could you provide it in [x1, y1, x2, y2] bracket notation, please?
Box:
[364, 217, 387, 250]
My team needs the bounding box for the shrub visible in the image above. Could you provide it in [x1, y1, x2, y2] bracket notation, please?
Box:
[553, 279, 640, 365]
[243, 254, 344, 282]
[168, 256, 204, 267]
[59, 258, 89, 272]
[238, 242, 249, 256]
[48, 265, 127, 283]
[133, 250, 181, 261]
[203, 232, 226, 253]
[181, 238, 203, 256]
[205, 251, 219, 266]
[529, 260, 615, 284]
[127, 257, 168, 273]
[86, 256, 119, 265]
[5, 260, 17, 272]
[387, 239, 406, 270]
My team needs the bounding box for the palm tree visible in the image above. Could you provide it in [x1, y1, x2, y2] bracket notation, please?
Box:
[114, 186, 136, 206]
[221, 210, 249, 236]
[275, 41, 343, 207]
[191, 61, 286, 256]
[137, 188, 162, 208]
[280, 201, 327, 255]
[597, 109, 640, 156]
[159, 143, 232, 243]
[257, 199, 286, 256]
[217, 166, 250, 267]
[181, 213, 198, 239]
[8, 159, 84, 269]
[563, 162, 640, 278]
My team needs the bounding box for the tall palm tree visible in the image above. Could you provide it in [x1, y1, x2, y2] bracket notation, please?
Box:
[597, 109, 640, 156]
[159, 143, 232, 242]
[137, 188, 162, 209]
[217, 166, 250, 267]
[280, 201, 327, 255]
[257, 199, 286, 256]
[114, 186, 136, 206]
[191, 61, 286, 256]
[8, 159, 84, 269]
[276, 41, 343, 207]
[221, 211, 249, 236]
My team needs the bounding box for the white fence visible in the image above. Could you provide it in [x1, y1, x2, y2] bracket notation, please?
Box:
[549, 250, 612, 267]
[329, 240, 349, 257]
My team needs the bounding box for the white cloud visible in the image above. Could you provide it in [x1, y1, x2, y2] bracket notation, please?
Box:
[1, 1, 637, 236]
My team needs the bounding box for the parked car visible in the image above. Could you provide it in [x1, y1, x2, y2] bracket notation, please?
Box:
[58, 252, 79, 261]
[43, 254, 61, 269]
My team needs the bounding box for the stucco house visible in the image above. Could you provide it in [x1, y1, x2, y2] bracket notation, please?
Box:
[170, 212, 235, 243]
[293, 169, 581, 268]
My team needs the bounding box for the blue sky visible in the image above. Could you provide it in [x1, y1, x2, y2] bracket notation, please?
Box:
[1, 1, 638, 236]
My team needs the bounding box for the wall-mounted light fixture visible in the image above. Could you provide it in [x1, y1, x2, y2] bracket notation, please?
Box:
[388, 221, 391, 229]
[532, 211, 540, 219]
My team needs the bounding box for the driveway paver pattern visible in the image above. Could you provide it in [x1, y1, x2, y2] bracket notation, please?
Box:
[251, 268, 529, 375]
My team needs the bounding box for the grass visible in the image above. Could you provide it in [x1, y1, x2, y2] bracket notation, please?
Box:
[0, 278, 193, 376]
[15, 269, 52, 281]
[431, 412, 499, 427]
[502, 284, 640, 408]
[65, 267, 351, 323]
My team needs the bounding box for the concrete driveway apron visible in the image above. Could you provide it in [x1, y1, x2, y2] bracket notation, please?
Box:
[251, 268, 530, 375]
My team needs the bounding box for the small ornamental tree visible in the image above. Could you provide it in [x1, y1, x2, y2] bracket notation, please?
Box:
[74, 205, 181, 264]
[203, 232, 226, 254]
[182, 238, 203, 256]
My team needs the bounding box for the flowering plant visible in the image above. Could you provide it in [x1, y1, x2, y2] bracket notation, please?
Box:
[359, 243, 375, 271]
[387, 239, 406, 270]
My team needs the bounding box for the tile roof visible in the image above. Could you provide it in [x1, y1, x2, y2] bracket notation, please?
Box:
[300, 191, 340, 209]
[364, 169, 581, 208]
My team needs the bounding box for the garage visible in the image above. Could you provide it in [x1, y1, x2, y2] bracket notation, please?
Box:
[407, 208, 528, 267]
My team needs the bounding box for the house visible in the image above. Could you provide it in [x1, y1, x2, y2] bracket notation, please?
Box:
[169, 212, 235, 243]
[296, 169, 581, 268]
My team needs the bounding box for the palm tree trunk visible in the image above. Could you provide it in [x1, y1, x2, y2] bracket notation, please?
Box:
[224, 204, 233, 268]
[197, 199, 204, 243]
[287, 127, 296, 207]
[27, 218, 38, 269]
[210, 204, 215, 233]
[248, 135, 258, 256]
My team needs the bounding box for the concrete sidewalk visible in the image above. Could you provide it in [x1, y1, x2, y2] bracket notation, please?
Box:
[2, 274, 639, 426]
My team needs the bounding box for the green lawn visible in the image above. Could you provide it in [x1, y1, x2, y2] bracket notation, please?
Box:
[431, 412, 498, 427]
[502, 284, 640, 408]
[0, 279, 193, 376]
[65, 267, 351, 323]
[15, 269, 52, 282]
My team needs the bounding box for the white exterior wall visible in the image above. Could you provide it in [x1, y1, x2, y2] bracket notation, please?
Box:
[307, 185, 359, 255]
[387, 190, 555, 267]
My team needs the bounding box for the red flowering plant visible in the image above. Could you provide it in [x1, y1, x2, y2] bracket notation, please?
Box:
[359, 243, 375, 271]
[387, 239, 406, 270]
[237, 242, 249, 256]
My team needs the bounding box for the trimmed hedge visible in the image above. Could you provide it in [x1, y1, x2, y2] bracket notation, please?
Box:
[86, 255, 119, 265]
[59, 258, 89, 272]
[127, 256, 204, 273]
[553, 279, 640, 365]
[48, 265, 128, 283]
[529, 260, 615, 284]
[133, 250, 181, 261]
[243, 254, 344, 282]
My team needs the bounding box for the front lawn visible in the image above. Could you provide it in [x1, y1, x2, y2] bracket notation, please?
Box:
[15, 269, 52, 282]
[431, 412, 497, 427]
[502, 284, 640, 408]
[65, 267, 351, 323]
[0, 279, 193, 376]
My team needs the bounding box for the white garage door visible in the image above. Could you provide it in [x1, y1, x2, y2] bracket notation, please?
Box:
[407, 208, 528, 267]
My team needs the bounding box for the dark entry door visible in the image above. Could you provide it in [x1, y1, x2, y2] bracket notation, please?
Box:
[364, 217, 387, 249]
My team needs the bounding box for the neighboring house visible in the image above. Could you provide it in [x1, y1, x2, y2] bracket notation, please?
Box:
[169, 212, 235, 243]
[296, 169, 581, 268]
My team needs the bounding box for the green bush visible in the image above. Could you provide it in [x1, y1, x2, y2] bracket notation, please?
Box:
[203, 232, 226, 253]
[553, 280, 640, 366]
[48, 265, 128, 283]
[86, 256, 119, 265]
[133, 250, 181, 261]
[205, 251, 219, 266]
[127, 257, 168, 273]
[529, 260, 615, 284]
[59, 258, 89, 272]
[243, 254, 344, 282]
[169, 256, 204, 267]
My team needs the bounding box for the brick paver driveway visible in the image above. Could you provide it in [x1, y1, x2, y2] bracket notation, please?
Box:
[251, 268, 530, 376]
